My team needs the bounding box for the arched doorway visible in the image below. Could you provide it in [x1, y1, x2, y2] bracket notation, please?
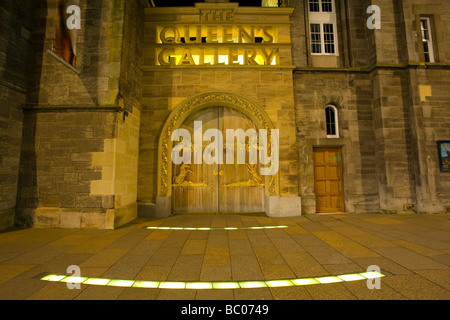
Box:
[172, 106, 265, 214]
[156, 92, 279, 216]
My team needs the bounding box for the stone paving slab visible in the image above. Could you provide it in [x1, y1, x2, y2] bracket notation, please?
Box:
[0, 213, 449, 300]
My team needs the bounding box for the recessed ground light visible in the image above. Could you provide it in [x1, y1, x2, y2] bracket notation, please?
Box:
[41, 271, 385, 290]
[337, 274, 366, 282]
[186, 282, 214, 290]
[266, 280, 294, 288]
[290, 278, 319, 286]
[145, 226, 289, 231]
[60, 276, 88, 284]
[315, 276, 343, 284]
[108, 280, 135, 287]
[360, 271, 385, 279]
[133, 281, 160, 288]
[159, 282, 186, 289]
[83, 278, 111, 286]
[239, 281, 268, 288]
[212, 282, 240, 289]
[42, 275, 67, 282]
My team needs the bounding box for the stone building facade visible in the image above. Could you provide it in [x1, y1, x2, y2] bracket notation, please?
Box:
[0, 0, 449, 231]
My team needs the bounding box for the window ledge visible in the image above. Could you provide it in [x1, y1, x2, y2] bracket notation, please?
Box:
[46, 50, 81, 75]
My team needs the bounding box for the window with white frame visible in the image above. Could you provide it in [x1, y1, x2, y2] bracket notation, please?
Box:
[321, 0, 333, 12]
[310, 24, 322, 53]
[308, 0, 338, 55]
[325, 105, 339, 138]
[323, 23, 335, 54]
[420, 17, 435, 63]
[309, 0, 320, 12]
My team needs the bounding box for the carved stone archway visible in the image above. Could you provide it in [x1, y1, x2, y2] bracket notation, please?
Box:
[156, 92, 280, 217]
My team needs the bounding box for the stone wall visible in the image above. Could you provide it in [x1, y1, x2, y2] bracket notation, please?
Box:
[139, 69, 298, 201]
[119, 0, 144, 113]
[294, 71, 379, 214]
[2, 0, 449, 229]
[16, 109, 118, 228]
[0, 86, 25, 230]
[138, 4, 300, 217]
[405, 1, 450, 213]
[26, 0, 124, 106]
[291, 0, 450, 214]
[407, 67, 450, 213]
[368, 0, 450, 213]
[15, 0, 144, 229]
[0, 0, 36, 230]
[370, 68, 417, 212]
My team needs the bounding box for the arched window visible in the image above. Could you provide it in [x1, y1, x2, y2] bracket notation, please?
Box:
[325, 105, 339, 138]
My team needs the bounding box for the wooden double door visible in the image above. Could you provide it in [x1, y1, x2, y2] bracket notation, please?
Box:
[314, 147, 345, 213]
[172, 106, 265, 214]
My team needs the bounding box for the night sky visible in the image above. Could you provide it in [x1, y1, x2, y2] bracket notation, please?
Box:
[152, 1, 265, 7]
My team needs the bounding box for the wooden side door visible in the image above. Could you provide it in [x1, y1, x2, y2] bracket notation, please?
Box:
[314, 147, 345, 213]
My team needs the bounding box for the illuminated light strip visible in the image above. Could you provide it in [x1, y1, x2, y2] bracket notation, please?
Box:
[145, 226, 289, 231]
[239, 281, 267, 289]
[133, 281, 160, 289]
[41, 274, 66, 282]
[159, 282, 186, 289]
[186, 282, 213, 290]
[291, 278, 318, 286]
[60, 276, 88, 284]
[83, 278, 111, 286]
[360, 271, 385, 279]
[41, 272, 385, 290]
[265, 280, 294, 288]
[315, 276, 343, 284]
[213, 282, 240, 289]
[337, 274, 366, 282]
[108, 280, 135, 288]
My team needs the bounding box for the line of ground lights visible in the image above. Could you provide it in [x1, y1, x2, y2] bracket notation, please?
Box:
[41, 272, 385, 290]
[144, 226, 289, 231]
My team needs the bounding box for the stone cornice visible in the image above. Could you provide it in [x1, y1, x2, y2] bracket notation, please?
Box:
[22, 105, 124, 113]
[294, 62, 450, 73]
[145, 5, 294, 16]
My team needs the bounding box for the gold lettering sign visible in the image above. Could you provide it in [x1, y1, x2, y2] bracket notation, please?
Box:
[200, 9, 235, 22]
[155, 25, 282, 67]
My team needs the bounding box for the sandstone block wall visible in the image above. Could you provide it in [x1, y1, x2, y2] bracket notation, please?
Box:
[14, 0, 144, 229]
[2, 0, 449, 230]
[0, 0, 36, 230]
[292, 0, 450, 214]
[294, 71, 379, 214]
[0, 86, 25, 230]
[138, 5, 299, 214]
[139, 69, 298, 205]
[16, 109, 118, 228]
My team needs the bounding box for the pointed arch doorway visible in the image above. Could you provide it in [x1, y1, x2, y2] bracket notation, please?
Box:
[156, 92, 280, 216]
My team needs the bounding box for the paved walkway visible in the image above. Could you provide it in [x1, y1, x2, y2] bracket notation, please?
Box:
[0, 213, 449, 300]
